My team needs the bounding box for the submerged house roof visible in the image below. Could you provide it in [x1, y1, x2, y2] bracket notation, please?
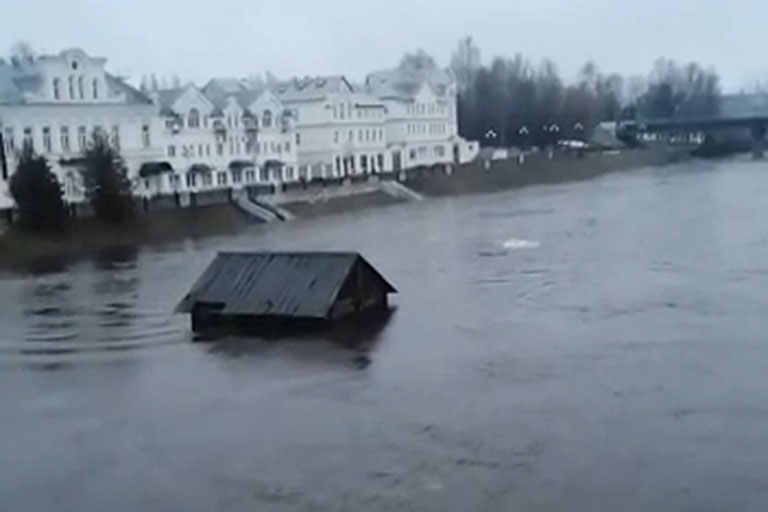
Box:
[176, 252, 396, 320]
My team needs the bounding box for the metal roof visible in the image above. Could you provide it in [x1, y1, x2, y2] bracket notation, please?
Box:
[176, 251, 396, 319]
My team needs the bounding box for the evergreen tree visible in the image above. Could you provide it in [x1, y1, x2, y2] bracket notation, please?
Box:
[80, 131, 134, 224]
[9, 144, 67, 232]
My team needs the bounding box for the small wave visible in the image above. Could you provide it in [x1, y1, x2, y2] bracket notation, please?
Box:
[502, 238, 541, 250]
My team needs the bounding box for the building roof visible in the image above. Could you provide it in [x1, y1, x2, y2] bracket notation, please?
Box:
[155, 87, 185, 114]
[0, 57, 151, 106]
[176, 251, 396, 319]
[276, 75, 354, 102]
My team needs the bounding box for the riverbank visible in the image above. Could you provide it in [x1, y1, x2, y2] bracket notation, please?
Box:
[405, 148, 671, 196]
[0, 204, 248, 271]
[0, 148, 677, 269]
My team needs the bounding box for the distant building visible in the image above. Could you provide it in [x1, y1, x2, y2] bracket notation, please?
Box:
[0, 48, 480, 213]
[0, 48, 162, 210]
[366, 65, 479, 169]
[276, 76, 389, 179]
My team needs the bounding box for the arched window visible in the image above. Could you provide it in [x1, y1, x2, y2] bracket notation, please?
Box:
[68, 76, 75, 99]
[53, 78, 61, 100]
[92, 78, 99, 99]
[188, 108, 200, 128]
[262, 109, 272, 128]
[77, 76, 84, 99]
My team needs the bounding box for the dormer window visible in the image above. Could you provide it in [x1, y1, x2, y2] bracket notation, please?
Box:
[188, 108, 200, 129]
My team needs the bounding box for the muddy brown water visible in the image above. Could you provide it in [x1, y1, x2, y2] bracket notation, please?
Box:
[2, 158, 768, 511]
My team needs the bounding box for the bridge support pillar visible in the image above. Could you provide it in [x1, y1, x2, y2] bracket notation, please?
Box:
[751, 124, 766, 160]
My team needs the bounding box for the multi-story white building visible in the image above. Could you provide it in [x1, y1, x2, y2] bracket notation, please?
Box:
[145, 80, 299, 196]
[0, 48, 479, 213]
[366, 65, 478, 169]
[0, 48, 163, 210]
[277, 76, 389, 179]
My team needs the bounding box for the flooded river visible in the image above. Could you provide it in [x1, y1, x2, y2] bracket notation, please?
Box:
[3, 159, 768, 511]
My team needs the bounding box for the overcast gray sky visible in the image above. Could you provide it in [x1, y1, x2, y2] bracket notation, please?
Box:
[5, 0, 766, 91]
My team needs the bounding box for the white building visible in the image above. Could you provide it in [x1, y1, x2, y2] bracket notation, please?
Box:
[0, 48, 162, 210]
[146, 80, 299, 197]
[276, 76, 389, 179]
[366, 65, 478, 169]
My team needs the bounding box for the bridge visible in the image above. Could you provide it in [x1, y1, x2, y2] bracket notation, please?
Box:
[618, 93, 768, 157]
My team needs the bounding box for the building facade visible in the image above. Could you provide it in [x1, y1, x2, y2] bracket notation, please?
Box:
[366, 65, 479, 170]
[0, 48, 479, 212]
[0, 48, 162, 210]
[276, 76, 389, 180]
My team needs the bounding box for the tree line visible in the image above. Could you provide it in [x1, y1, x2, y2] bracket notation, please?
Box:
[10, 132, 134, 233]
[448, 37, 722, 147]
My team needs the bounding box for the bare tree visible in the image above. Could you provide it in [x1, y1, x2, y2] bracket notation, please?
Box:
[450, 37, 481, 92]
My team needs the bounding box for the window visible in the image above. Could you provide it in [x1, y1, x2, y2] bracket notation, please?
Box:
[227, 115, 232, 128]
[53, 78, 61, 100]
[60, 127, 69, 152]
[217, 143, 224, 156]
[335, 157, 341, 174]
[377, 153, 384, 171]
[78, 126, 87, 150]
[285, 141, 290, 152]
[236, 142, 241, 154]
[217, 171, 227, 186]
[141, 124, 151, 148]
[245, 169, 256, 183]
[168, 145, 176, 157]
[262, 110, 272, 128]
[286, 166, 294, 180]
[260, 167, 269, 181]
[232, 170, 242, 184]
[42, 127, 51, 153]
[409, 149, 417, 160]
[296, 133, 300, 145]
[349, 156, 355, 172]
[357, 109, 361, 119]
[348, 130, 353, 142]
[188, 108, 200, 128]
[334, 131, 339, 144]
[370, 154, 376, 172]
[229, 139, 234, 155]
[435, 145, 446, 157]
[245, 141, 253, 153]
[68, 76, 75, 99]
[77, 76, 84, 99]
[22, 127, 33, 150]
[92, 79, 98, 99]
[111, 125, 120, 149]
[206, 144, 210, 156]
[186, 173, 197, 188]
[360, 154, 368, 173]
[339, 103, 345, 119]
[198, 144, 204, 156]
[202, 172, 213, 187]
[419, 146, 427, 157]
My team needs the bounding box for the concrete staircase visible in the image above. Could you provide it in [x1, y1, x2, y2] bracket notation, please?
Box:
[379, 180, 424, 201]
[233, 190, 294, 222]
